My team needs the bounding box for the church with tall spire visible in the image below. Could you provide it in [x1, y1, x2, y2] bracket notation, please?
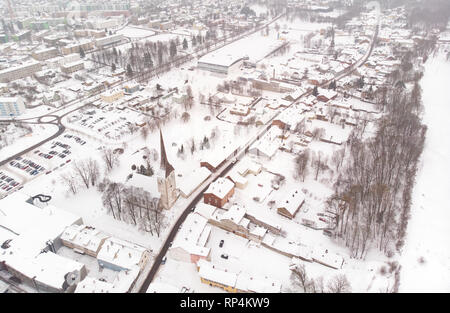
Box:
[157, 129, 178, 210]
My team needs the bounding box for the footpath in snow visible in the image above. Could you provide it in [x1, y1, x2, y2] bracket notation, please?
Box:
[399, 50, 450, 292]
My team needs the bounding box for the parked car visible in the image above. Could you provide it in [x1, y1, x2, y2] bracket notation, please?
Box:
[219, 240, 224, 248]
[221, 254, 228, 260]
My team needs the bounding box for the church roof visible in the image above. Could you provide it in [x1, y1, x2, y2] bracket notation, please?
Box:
[160, 129, 175, 178]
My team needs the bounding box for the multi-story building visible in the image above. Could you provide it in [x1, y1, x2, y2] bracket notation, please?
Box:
[0, 61, 42, 83]
[74, 29, 106, 38]
[100, 88, 124, 103]
[203, 177, 235, 208]
[95, 34, 124, 48]
[32, 47, 58, 61]
[0, 97, 26, 117]
[61, 40, 94, 55]
[61, 60, 85, 74]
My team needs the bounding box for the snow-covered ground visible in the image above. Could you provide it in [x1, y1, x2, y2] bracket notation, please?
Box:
[0, 124, 58, 162]
[116, 26, 155, 39]
[399, 49, 450, 292]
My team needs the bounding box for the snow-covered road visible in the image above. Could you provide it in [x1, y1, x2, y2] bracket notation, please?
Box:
[399, 49, 450, 292]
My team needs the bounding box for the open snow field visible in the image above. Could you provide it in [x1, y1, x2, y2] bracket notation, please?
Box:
[399, 49, 450, 292]
[116, 26, 156, 39]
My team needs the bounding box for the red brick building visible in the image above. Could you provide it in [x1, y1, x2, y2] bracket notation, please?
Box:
[204, 178, 235, 208]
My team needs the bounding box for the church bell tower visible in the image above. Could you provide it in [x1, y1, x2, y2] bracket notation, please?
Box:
[157, 130, 178, 210]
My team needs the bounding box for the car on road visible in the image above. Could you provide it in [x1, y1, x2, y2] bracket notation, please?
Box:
[221, 254, 228, 259]
[161, 256, 167, 265]
[219, 240, 224, 248]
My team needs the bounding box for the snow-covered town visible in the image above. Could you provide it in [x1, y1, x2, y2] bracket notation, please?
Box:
[0, 0, 449, 295]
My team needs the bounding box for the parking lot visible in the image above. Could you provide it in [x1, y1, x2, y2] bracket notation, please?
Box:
[67, 106, 143, 142]
[0, 132, 89, 198]
[0, 171, 22, 195]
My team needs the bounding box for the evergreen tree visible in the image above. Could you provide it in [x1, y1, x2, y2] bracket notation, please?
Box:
[170, 40, 177, 58]
[183, 38, 188, 50]
[146, 163, 154, 176]
[312, 86, 318, 96]
[127, 64, 133, 77]
[79, 47, 85, 58]
[358, 76, 365, 89]
[111, 63, 116, 72]
[144, 52, 153, 68]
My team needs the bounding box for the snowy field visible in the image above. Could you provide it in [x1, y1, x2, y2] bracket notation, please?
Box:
[399, 48, 450, 292]
[116, 26, 156, 39]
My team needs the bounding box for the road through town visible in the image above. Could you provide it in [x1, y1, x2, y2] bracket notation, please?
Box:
[137, 9, 380, 292]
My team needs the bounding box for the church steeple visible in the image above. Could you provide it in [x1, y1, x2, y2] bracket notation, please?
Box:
[160, 129, 174, 178]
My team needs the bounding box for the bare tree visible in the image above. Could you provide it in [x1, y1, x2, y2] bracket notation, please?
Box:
[87, 158, 100, 187]
[290, 264, 309, 292]
[60, 171, 78, 195]
[181, 111, 190, 123]
[295, 149, 310, 182]
[73, 160, 90, 188]
[327, 274, 351, 293]
[102, 148, 120, 172]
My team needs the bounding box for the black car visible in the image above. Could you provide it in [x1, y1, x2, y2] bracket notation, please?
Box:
[221, 254, 228, 259]
[219, 240, 224, 248]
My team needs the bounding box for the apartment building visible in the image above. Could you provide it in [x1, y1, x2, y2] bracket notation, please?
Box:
[61, 40, 94, 55]
[61, 60, 85, 74]
[0, 61, 42, 83]
[32, 47, 58, 61]
[0, 97, 26, 117]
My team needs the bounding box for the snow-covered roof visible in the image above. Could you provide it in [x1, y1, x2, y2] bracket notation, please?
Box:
[205, 177, 235, 199]
[198, 52, 244, 68]
[76, 267, 140, 293]
[198, 260, 238, 288]
[126, 173, 159, 197]
[176, 167, 211, 197]
[0, 61, 41, 78]
[312, 248, 344, 269]
[146, 282, 179, 293]
[278, 189, 305, 216]
[201, 142, 237, 169]
[97, 237, 148, 271]
[235, 273, 282, 293]
[0, 192, 82, 257]
[274, 106, 305, 129]
[61, 60, 84, 68]
[3, 251, 84, 291]
[227, 170, 248, 186]
[61, 225, 109, 254]
[75, 276, 114, 293]
[249, 127, 282, 159]
[171, 212, 211, 257]
[234, 157, 262, 177]
[249, 226, 267, 238]
[194, 202, 218, 220]
[317, 88, 338, 101]
[220, 204, 246, 224]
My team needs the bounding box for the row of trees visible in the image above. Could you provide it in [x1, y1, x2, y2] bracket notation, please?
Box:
[60, 148, 120, 195]
[291, 263, 351, 293]
[100, 181, 166, 237]
[91, 28, 221, 77]
[326, 66, 427, 258]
